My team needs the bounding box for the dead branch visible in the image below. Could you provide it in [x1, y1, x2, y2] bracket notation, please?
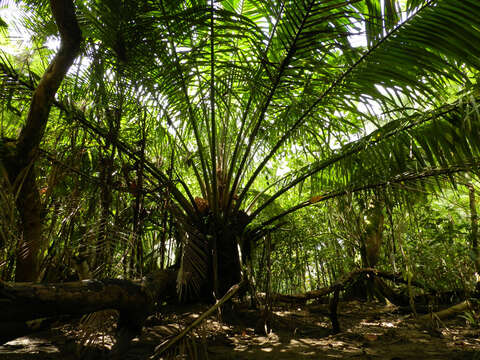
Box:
[418, 300, 474, 323]
[265, 268, 432, 304]
[151, 279, 246, 359]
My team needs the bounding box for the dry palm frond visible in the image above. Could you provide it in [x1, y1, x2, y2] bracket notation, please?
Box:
[77, 309, 118, 351]
[159, 334, 208, 360]
[177, 230, 209, 302]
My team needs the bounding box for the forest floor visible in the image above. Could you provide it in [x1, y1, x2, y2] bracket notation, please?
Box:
[1, 300, 480, 359]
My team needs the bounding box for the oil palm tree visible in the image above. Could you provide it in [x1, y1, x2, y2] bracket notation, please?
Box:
[1, 0, 480, 300]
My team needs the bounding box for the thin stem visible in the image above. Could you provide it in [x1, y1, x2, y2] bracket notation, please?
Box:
[210, 0, 218, 215]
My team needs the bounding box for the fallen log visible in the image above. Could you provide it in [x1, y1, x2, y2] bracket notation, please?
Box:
[264, 268, 430, 304]
[418, 300, 475, 323]
[0, 270, 177, 349]
[260, 268, 435, 332]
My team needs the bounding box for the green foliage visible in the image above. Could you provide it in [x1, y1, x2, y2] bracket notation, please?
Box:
[460, 309, 480, 328]
[0, 0, 479, 297]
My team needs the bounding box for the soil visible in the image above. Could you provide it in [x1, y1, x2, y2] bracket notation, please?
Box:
[1, 300, 480, 359]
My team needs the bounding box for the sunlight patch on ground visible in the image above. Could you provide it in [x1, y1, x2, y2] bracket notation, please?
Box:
[380, 321, 396, 328]
[2, 337, 59, 354]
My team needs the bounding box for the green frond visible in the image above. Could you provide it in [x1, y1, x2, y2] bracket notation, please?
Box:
[344, 0, 480, 113]
[254, 96, 480, 229]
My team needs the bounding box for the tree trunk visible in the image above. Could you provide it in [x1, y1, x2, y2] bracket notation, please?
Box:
[96, 154, 114, 272]
[216, 227, 243, 296]
[131, 134, 146, 277]
[0, 270, 177, 345]
[177, 208, 248, 301]
[0, 0, 82, 281]
[467, 183, 480, 274]
[357, 199, 384, 300]
[360, 200, 384, 268]
[14, 168, 43, 282]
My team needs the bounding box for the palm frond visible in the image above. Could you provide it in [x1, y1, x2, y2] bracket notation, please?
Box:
[252, 95, 480, 230]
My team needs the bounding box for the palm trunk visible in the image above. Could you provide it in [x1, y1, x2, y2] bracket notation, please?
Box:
[177, 210, 248, 300]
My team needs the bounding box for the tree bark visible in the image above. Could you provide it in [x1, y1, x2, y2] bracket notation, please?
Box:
[13, 168, 43, 282]
[131, 132, 146, 276]
[467, 183, 480, 274]
[360, 200, 384, 268]
[0, 270, 177, 345]
[16, 0, 82, 158]
[418, 300, 473, 323]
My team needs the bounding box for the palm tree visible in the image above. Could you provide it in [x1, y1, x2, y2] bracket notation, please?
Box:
[1, 0, 480, 300]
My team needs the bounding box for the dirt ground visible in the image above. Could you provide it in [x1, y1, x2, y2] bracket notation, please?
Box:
[1, 300, 480, 359]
